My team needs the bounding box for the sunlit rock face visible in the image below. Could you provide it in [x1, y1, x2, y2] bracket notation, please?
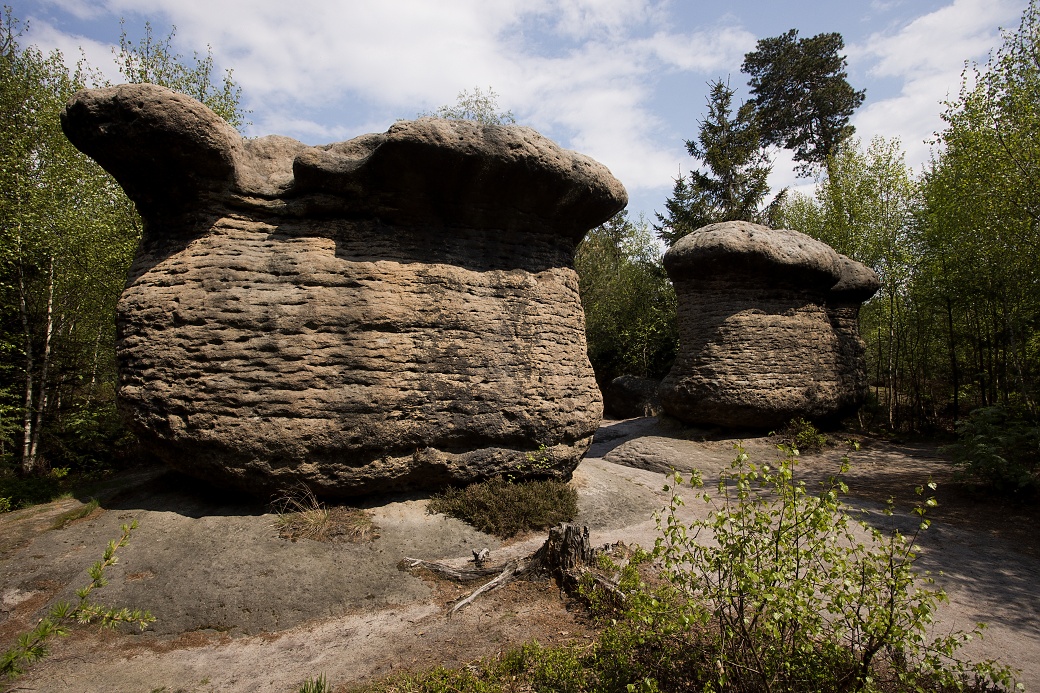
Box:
[659, 221, 879, 429]
[61, 83, 626, 497]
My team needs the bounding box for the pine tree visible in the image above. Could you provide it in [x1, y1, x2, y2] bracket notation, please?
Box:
[654, 80, 781, 247]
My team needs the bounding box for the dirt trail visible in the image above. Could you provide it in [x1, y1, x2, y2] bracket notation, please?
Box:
[2, 417, 1038, 692]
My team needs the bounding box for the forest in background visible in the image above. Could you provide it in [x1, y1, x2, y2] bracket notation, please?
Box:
[2, 2, 1039, 497]
[0, 10, 244, 488]
[583, 2, 1040, 495]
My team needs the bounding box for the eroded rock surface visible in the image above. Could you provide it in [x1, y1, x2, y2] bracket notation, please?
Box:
[603, 375, 662, 419]
[61, 84, 626, 496]
[659, 221, 879, 429]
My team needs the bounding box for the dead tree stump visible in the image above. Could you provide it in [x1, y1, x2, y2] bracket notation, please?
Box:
[402, 522, 606, 614]
[533, 523, 594, 591]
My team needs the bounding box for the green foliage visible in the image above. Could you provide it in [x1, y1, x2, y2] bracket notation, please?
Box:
[0, 8, 244, 479]
[422, 85, 515, 125]
[654, 79, 783, 247]
[774, 1, 1040, 431]
[363, 448, 1020, 692]
[742, 29, 865, 175]
[115, 21, 247, 128]
[575, 211, 677, 384]
[775, 135, 948, 431]
[773, 417, 828, 454]
[299, 673, 332, 693]
[650, 447, 1019, 691]
[1, 520, 155, 679]
[943, 405, 1040, 494]
[428, 477, 578, 538]
[0, 466, 64, 508]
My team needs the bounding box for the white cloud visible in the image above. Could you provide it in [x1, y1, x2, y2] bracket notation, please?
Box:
[28, 0, 1021, 216]
[549, 0, 664, 39]
[22, 17, 121, 85]
[849, 0, 1025, 169]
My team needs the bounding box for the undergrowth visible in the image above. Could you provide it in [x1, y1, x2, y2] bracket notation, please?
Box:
[354, 445, 1021, 693]
[943, 404, 1039, 496]
[773, 416, 829, 453]
[428, 476, 578, 538]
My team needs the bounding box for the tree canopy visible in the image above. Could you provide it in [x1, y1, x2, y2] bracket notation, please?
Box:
[742, 29, 865, 176]
[0, 10, 244, 477]
[772, 0, 1040, 438]
[654, 79, 783, 247]
[575, 211, 677, 384]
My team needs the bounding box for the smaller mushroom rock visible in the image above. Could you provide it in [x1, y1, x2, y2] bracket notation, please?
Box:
[659, 221, 880, 429]
[60, 84, 627, 497]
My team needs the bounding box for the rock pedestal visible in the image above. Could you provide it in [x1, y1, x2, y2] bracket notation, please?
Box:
[61, 84, 626, 496]
[659, 221, 879, 429]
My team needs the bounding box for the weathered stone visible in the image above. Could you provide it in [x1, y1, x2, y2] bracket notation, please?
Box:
[61, 84, 626, 497]
[603, 375, 662, 419]
[659, 221, 879, 429]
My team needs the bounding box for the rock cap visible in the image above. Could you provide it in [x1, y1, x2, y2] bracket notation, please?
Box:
[61, 83, 626, 240]
[663, 221, 879, 297]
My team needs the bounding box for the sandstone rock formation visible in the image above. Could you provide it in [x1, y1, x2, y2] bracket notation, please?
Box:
[61, 84, 626, 497]
[659, 221, 879, 429]
[603, 375, 662, 419]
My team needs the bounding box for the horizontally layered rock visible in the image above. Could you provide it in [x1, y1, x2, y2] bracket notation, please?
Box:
[659, 221, 879, 429]
[61, 84, 626, 496]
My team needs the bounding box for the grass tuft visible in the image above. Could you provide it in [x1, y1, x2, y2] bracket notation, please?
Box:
[428, 477, 578, 538]
[49, 498, 100, 530]
[271, 485, 377, 544]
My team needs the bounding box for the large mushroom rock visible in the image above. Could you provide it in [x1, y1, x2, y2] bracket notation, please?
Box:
[61, 83, 627, 497]
[659, 221, 879, 429]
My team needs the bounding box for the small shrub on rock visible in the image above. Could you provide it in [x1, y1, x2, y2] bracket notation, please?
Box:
[428, 477, 578, 538]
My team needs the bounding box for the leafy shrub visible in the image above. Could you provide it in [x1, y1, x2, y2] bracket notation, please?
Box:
[0, 469, 65, 510]
[648, 446, 1019, 692]
[44, 399, 138, 475]
[356, 447, 1021, 692]
[774, 416, 828, 453]
[944, 405, 1040, 494]
[428, 477, 578, 538]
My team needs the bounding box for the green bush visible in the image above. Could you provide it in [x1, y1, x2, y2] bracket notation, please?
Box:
[774, 416, 828, 453]
[357, 447, 1021, 692]
[0, 468, 66, 510]
[648, 446, 1019, 691]
[428, 477, 578, 538]
[943, 405, 1040, 494]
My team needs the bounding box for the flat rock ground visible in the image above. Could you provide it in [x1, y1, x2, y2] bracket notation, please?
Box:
[1, 417, 1038, 692]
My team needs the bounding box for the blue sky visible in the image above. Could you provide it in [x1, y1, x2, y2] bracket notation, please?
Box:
[14, 0, 1029, 222]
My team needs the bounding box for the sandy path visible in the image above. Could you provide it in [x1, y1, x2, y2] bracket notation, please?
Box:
[1, 417, 1037, 692]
